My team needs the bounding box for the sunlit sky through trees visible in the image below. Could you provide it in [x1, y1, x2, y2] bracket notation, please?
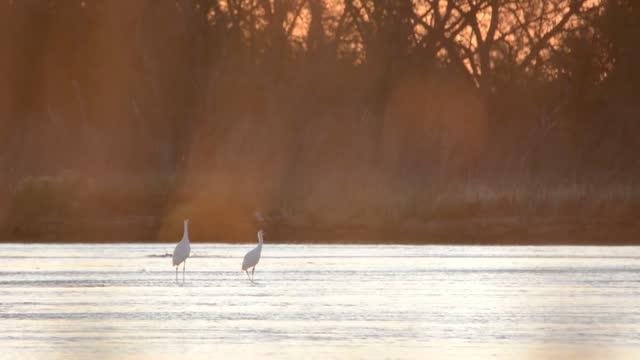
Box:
[0, 0, 638, 242]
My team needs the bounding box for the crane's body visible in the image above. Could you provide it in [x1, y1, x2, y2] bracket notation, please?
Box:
[172, 219, 191, 281]
[242, 230, 264, 281]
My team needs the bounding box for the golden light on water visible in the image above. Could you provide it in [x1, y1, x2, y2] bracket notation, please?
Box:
[2, 244, 639, 359]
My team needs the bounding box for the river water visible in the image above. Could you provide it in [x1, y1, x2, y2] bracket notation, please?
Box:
[1, 244, 639, 359]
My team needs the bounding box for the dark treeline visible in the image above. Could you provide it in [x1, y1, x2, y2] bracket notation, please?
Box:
[1, 0, 639, 242]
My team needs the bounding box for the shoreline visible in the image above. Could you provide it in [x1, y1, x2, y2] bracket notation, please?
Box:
[2, 220, 639, 245]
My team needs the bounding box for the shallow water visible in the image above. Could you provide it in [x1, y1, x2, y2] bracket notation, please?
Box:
[1, 244, 639, 359]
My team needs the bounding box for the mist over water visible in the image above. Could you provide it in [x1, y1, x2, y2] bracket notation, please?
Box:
[4, 3, 640, 357]
[1, 244, 639, 359]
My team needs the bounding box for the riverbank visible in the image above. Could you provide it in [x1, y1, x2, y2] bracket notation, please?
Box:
[1, 176, 639, 244]
[2, 216, 639, 244]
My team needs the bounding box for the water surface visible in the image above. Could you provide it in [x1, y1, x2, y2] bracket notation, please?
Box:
[1, 244, 639, 359]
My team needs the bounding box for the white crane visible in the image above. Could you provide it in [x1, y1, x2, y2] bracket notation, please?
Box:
[172, 219, 191, 282]
[242, 229, 264, 282]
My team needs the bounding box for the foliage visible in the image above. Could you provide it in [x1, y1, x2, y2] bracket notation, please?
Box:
[1, 0, 639, 241]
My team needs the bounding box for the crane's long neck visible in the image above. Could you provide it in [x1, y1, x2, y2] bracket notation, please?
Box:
[183, 221, 189, 242]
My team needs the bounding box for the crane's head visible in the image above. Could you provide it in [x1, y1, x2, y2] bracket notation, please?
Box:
[184, 219, 190, 224]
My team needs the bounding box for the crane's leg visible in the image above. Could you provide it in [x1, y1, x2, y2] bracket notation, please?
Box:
[175, 266, 178, 282]
[251, 266, 256, 281]
[245, 270, 251, 281]
[183, 260, 186, 282]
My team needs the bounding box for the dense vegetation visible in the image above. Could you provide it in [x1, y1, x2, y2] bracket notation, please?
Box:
[1, 0, 639, 242]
